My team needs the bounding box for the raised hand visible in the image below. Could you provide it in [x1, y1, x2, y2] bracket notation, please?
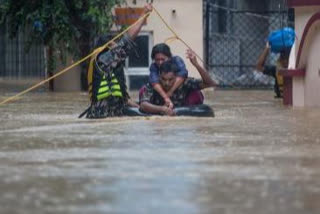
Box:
[144, 3, 153, 14]
[186, 49, 198, 66]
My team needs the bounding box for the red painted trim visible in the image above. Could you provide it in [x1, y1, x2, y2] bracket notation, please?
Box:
[278, 68, 306, 77]
[283, 77, 293, 106]
[279, 68, 305, 106]
[288, 0, 320, 7]
[296, 12, 320, 68]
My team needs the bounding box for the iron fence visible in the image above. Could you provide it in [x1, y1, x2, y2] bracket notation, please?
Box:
[204, 0, 294, 88]
[0, 24, 45, 79]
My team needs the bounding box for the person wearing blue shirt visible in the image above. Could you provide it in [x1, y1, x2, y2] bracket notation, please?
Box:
[141, 43, 203, 109]
[139, 49, 216, 116]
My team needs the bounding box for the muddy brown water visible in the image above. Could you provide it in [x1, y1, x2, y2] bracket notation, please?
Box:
[1, 87, 320, 214]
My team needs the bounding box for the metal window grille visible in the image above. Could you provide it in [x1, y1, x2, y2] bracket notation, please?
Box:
[0, 24, 45, 79]
[204, 0, 294, 88]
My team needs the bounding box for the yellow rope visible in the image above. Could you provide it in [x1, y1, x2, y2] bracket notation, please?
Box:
[164, 36, 179, 44]
[0, 11, 151, 106]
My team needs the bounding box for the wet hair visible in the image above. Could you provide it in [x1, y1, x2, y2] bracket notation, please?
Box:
[151, 43, 172, 59]
[159, 60, 178, 75]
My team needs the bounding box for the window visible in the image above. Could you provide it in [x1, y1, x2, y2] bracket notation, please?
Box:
[125, 31, 153, 75]
[128, 35, 149, 67]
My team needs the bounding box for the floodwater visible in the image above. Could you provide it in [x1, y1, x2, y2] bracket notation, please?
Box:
[1, 85, 320, 214]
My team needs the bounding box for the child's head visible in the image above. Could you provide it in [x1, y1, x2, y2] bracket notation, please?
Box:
[151, 43, 172, 67]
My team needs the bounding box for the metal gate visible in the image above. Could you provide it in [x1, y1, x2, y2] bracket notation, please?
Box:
[0, 24, 45, 79]
[204, 0, 294, 88]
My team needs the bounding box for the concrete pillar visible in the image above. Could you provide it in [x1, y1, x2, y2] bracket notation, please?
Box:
[53, 57, 81, 92]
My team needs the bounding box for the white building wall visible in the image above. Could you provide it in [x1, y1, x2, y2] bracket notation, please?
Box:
[293, 6, 320, 107]
[304, 27, 320, 107]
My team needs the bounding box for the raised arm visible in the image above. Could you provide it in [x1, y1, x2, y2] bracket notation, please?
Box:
[186, 49, 216, 89]
[127, 3, 152, 40]
[256, 43, 270, 72]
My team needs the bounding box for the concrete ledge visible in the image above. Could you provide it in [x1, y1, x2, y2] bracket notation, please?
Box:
[288, 0, 320, 7]
[279, 68, 306, 77]
[278, 69, 305, 106]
